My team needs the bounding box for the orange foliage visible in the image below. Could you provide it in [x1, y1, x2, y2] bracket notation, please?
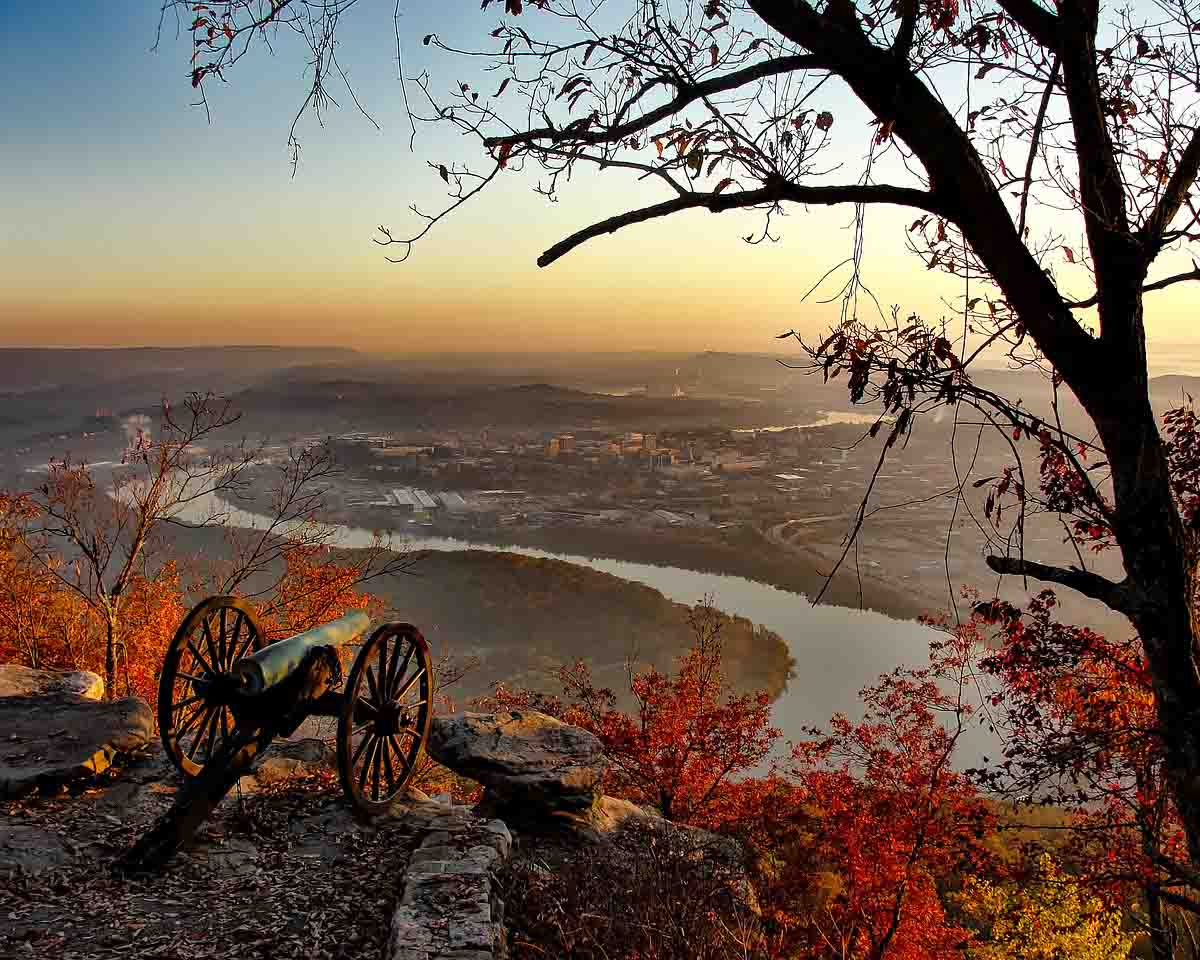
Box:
[257, 542, 384, 640]
[0, 496, 382, 711]
[113, 565, 188, 703]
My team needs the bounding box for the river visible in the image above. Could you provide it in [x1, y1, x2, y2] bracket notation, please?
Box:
[193, 494, 997, 764]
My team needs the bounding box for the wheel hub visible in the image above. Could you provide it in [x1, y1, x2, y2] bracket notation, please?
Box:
[192, 671, 239, 707]
[374, 702, 412, 737]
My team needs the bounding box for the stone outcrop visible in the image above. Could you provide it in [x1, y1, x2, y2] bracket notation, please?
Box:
[0, 694, 153, 798]
[0, 664, 103, 701]
[427, 710, 606, 816]
[236, 737, 336, 793]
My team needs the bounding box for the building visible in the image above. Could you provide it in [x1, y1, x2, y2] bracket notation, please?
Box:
[413, 489, 440, 510]
[558, 434, 576, 452]
[440, 491, 469, 512]
[390, 488, 418, 513]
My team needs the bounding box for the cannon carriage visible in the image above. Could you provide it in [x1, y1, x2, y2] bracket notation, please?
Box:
[121, 596, 433, 871]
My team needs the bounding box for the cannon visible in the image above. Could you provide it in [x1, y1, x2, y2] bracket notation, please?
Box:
[120, 596, 433, 871]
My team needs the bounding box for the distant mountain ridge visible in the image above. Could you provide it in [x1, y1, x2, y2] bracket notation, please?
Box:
[0, 345, 358, 392]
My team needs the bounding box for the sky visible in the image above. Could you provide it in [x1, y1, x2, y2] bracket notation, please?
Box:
[2, 1, 1199, 356]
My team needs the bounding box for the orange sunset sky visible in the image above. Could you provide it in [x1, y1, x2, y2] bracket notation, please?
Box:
[3, 2, 1200, 357]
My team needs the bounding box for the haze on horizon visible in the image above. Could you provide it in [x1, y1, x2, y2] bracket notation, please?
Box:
[3, 3, 1200, 357]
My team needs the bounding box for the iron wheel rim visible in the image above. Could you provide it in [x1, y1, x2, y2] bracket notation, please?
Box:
[337, 622, 433, 816]
[158, 595, 264, 778]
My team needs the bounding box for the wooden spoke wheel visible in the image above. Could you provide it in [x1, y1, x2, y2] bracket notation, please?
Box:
[337, 622, 433, 816]
[158, 596, 266, 778]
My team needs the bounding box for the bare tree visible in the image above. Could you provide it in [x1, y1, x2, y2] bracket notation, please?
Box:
[8, 391, 414, 695]
[161, 0, 1200, 870]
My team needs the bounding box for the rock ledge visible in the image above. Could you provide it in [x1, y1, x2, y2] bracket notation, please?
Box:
[0, 664, 104, 701]
[0, 693, 153, 798]
[427, 711, 607, 814]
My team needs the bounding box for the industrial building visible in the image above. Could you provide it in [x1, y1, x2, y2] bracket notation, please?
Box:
[413, 489, 440, 510]
[390, 488, 418, 513]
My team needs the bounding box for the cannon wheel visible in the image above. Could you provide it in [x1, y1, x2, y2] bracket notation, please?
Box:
[337, 622, 433, 817]
[158, 596, 267, 778]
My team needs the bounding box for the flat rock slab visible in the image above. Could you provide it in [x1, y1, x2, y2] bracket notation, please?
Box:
[0, 694, 153, 799]
[0, 823, 75, 875]
[0, 665, 103, 701]
[428, 710, 606, 812]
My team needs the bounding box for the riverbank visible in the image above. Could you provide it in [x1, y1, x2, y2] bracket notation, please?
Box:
[349, 515, 949, 626]
[162, 522, 795, 705]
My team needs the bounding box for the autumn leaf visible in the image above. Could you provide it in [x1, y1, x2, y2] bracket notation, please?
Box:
[497, 141, 514, 168]
[815, 111, 834, 131]
[1063, 245, 1076, 263]
[714, 177, 735, 194]
[495, 78, 511, 97]
[505, 0, 523, 13]
[710, 43, 719, 67]
[438, 164, 449, 183]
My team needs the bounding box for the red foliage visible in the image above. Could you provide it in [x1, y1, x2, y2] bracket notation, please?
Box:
[0, 495, 381, 710]
[771, 633, 992, 960]
[488, 602, 779, 829]
[969, 591, 1191, 922]
[487, 605, 995, 959]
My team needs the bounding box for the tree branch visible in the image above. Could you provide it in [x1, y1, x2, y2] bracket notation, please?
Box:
[1144, 127, 1200, 257]
[1056, 0, 1142, 346]
[537, 181, 944, 267]
[1018, 57, 1060, 237]
[747, 0, 1099, 392]
[985, 555, 1130, 610]
[994, 0, 1061, 50]
[1068, 263, 1200, 309]
[483, 53, 824, 150]
[892, 0, 917, 64]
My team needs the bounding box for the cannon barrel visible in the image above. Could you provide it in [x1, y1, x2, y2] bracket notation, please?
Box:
[231, 611, 371, 695]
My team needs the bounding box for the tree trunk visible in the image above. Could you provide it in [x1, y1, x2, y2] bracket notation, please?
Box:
[1089, 371, 1200, 867]
[104, 612, 117, 702]
[1144, 886, 1176, 960]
